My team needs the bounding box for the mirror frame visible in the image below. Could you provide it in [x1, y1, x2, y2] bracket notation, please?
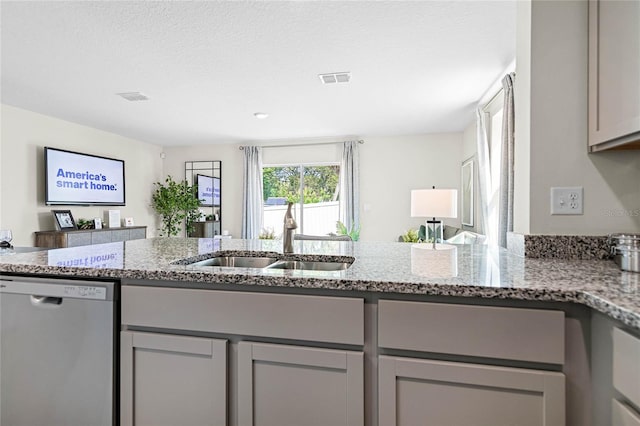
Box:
[185, 160, 222, 237]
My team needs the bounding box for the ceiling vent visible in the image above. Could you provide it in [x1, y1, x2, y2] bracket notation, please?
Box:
[318, 72, 351, 85]
[116, 92, 149, 101]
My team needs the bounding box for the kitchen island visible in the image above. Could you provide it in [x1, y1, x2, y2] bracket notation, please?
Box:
[1, 238, 639, 426]
[0, 238, 637, 329]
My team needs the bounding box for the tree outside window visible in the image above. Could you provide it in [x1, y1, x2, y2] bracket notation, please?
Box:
[263, 164, 340, 236]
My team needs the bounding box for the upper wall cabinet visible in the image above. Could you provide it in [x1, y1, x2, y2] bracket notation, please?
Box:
[589, 0, 640, 152]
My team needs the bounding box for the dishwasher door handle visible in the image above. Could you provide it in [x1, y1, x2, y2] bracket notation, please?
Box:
[30, 295, 63, 307]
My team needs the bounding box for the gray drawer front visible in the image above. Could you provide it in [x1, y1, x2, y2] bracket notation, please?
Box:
[66, 232, 92, 247]
[91, 231, 112, 245]
[111, 229, 129, 242]
[122, 286, 364, 345]
[378, 300, 565, 364]
[128, 228, 146, 240]
[613, 327, 640, 408]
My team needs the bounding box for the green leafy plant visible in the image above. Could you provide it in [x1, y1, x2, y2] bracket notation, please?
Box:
[336, 220, 360, 241]
[151, 176, 201, 237]
[401, 229, 419, 243]
[76, 218, 94, 230]
[258, 228, 276, 240]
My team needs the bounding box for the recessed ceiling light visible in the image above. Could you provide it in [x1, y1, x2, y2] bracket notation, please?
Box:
[254, 112, 269, 119]
[318, 72, 351, 84]
[116, 92, 149, 101]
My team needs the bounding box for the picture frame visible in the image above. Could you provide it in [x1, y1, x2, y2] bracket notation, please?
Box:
[461, 157, 474, 227]
[52, 210, 77, 230]
[94, 218, 102, 229]
[124, 217, 135, 227]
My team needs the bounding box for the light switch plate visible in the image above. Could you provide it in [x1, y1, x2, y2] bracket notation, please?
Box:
[551, 187, 583, 215]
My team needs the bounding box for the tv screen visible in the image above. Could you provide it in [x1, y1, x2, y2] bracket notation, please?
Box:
[196, 174, 220, 207]
[45, 147, 126, 206]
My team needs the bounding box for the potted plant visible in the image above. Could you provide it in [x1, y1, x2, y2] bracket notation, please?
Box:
[151, 176, 201, 237]
[336, 220, 360, 241]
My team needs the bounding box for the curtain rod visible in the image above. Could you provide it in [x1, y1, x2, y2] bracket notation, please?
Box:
[239, 140, 364, 150]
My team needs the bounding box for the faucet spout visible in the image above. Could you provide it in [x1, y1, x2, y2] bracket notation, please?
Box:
[283, 202, 297, 253]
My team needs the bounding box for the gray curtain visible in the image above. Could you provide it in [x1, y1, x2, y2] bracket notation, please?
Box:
[241, 146, 263, 239]
[498, 73, 515, 248]
[339, 141, 360, 234]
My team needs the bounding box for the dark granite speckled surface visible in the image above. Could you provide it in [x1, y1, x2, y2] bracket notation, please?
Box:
[524, 235, 611, 260]
[0, 238, 638, 330]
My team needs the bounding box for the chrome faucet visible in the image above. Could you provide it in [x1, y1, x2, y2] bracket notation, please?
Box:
[283, 202, 297, 253]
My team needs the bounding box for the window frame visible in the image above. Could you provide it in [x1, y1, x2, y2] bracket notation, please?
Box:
[262, 161, 341, 235]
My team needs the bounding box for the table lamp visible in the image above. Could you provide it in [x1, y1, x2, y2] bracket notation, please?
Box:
[411, 187, 458, 250]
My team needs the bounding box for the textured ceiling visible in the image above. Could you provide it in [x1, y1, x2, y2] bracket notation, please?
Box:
[1, 1, 516, 146]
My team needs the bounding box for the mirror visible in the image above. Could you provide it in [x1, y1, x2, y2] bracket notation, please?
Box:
[185, 161, 222, 237]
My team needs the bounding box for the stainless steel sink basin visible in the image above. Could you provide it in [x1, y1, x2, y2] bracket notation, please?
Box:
[266, 260, 351, 271]
[190, 256, 278, 268]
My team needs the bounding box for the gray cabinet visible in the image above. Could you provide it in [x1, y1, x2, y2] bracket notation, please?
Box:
[122, 286, 581, 426]
[612, 399, 640, 426]
[120, 331, 227, 426]
[66, 231, 92, 247]
[237, 341, 364, 426]
[378, 300, 567, 426]
[613, 327, 640, 425]
[121, 285, 365, 426]
[35, 226, 146, 248]
[588, 0, 640, 151]
[592, 312, 640, 426]
[378, 356, 565, 426]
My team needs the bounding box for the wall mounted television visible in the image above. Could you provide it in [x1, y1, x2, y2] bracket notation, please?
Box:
[45, 147, 126, 206]
[196, 174, 220, 207]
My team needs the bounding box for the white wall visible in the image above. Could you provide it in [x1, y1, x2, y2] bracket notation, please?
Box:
[0, 104, 164, 246]
[359, 134, 463, 241]
[513, 0, 532, 235]
[163, 133, 464, 242]
[516, 0, 640, 235]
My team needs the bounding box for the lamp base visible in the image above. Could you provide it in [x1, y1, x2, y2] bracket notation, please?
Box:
[426, 219, 443, 243]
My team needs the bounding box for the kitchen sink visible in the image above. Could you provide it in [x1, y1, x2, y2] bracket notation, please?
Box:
[183, 253, 354, 271]
[265, 260, 352, 271]
[189, 256, 278, 268]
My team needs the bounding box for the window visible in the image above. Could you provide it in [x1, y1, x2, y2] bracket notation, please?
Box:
[262, 164, 340, 236]
[482, 91, 504, 245]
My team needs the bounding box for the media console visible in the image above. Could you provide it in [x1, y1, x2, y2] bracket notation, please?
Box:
[35, 226, 146, 248]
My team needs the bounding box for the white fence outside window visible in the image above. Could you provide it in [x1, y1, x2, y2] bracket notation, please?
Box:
[263, 201, 339, 237]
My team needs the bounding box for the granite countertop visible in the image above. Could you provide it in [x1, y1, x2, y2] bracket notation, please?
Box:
[0, 238, 638, 331]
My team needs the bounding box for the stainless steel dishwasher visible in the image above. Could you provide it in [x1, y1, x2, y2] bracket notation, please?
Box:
[0, 275, 117, 426]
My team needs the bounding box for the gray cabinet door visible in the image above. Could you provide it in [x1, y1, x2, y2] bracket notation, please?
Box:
[612, 399, 640, 426]
[379, 355, 565, 426]
[91, 230, 112, 245]
[237, 341, 364, 426]
[613, 327, 640, 409]
[121, 331, 227, 426]
[111, 229, 129, 242]
[128, 227, 146, 240]
[66, 232, 92, 247]
[589, 0, 640, 150]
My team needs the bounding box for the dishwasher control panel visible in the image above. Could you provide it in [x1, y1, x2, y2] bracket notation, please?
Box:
[63, 285, 107, 300]
[0, 278, 112, 301]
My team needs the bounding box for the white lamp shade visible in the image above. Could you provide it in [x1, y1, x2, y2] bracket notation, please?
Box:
[411, 189, 458, 218]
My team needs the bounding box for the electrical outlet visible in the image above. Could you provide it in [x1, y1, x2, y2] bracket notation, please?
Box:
[550, 187, 583, 215]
